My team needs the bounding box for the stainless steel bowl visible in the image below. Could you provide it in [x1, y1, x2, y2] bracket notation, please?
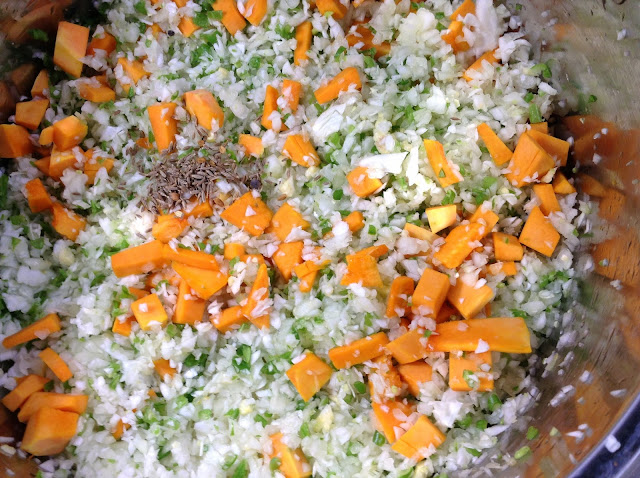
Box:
[1, 0, 639, 476]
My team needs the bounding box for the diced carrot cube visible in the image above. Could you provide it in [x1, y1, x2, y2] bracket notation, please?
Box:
[446, 278, 494, 320]
[412, 268, 450, 318]
[131, 294, 169, 330]
[152, 215, 189, 243]
[224, 243, 245, 260]
[385, 276, 414, 318]
[24, 178, 53, 213]
[1, 375, 49, 412]
[53, 22, 89, 78]
[153, 358, 176, 380]
[328, 332, 389, 369]
[519, 206, 560, 257]
[294, 21, 312, 66]
[51, 203, 86, 241]
[116, 58, 149, 93]
[111, 240, 168, 277]
[0, 124, 33, 158]
[347, 166, 382, 197]
[283, 134, 320, 168]
[433, 222, 484, 269]
[505, 133, 555, 187]
[243, 0, 267, 26]
[299, 270, 319, 293]
[463, 50, 499, 82]
[269, 433, 312, 478]
[316, 0, 347, 19]
[39, 347, 72, 382]
[211, 0, 247, 35]
[39, 126, 54, 146]
[344, 211, 365, 232]
[391, 415, 446, 459]
[241, 263, 270, 328]
[174, 280, 207, 325]
[423, 139, 461, 188]
[449, 351, 493, 392]
[527, 129, 570, 167]
[533, 183, 561, 216]
[492, 232, 523, 261]
[425, 204, 457, 234]
[468, 205, 499, 233]
[184, 200, 214, 218]
[31, 69, 49, 98]
[172, 262, 228, 300]
[372, 399, 415, 443]
[148, 102, 178, 151]
[2, 313, 61, 349]
[87, 31, 116, 56]
[220, 191, 273, 236]
[477, 123, 512, 166]
[314, 67, 362, 104]
[112, 316, 135, 337]
[184, 90, 224, 131]
[282, 79, 302, 112]
[274, 241, 304, 282]
[53, 115, 87, 151]
[21, 407, 79, 456]
[552, 171, 576, 195]
[210, 305, 247, 333]
[34, 156, 50, 176]
[268, 203, 310, 241]
[76, 75, 115, 103]
[397, 361, 432, 397]
[341, 253, 383, 288]
[238, 134, 263, 157]
[49, 146, 81, 180]
[529, 122, 548, 134]
[286, 352, 333, 401]
[18, 392, 88, 423]
[15, 98, 49, 130]
[261, 84, 281, 132]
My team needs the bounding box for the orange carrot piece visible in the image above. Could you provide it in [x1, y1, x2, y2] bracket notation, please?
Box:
[18, 392, 88, 423]
[346, 24, 391, 59]
[220, 191, 273, 236]
[178, 16, 200, 37]
[274, 241, 304, 282]
[48, 146, 80, 180]
[1, 375, 49, 412]
[83, 149, 114, 185]
[153, 358, 176, 380]
[38, 126, 54, 146]
[314, 67, 362, 104]
[294, 21, 312, 66]
[368, 354, 403, 401]
[286, 352, 333, 401]
[282, 134, 320, 168]
[492, 232, 523, 261]
[446, 279, 494, 320]
[31, 69, 49, 98]
[53, 22, 89, 78]
[533, 183, 561, 216]
[477, 123, 512, 166]
[52, 115, 87, 151]
[268, 203, 310, 241]
[238, 134, 264, 157]
[425, 204, 457, 234]
[294, 260, 328, 279]
[450, 0, 475, 19]
[552, 171, 576, 195]
[328, 332, 389, 369]
[210, 305, 248, 333]
[0, 124, 33, 159]
[15, 98, 49, 130]
[441, 20, 469, 53]
[131, 294, 169, 330]
[519, 206, 560, 257]
[24, 178, 53, 213]
[224, 243, 246, 260]
[34, 157, 50, 176]
[530, 122, 548, 134]
[76, 76, 115, 103]
[51, 203, 86, 241]
[184, 200, 214, 218]
[211, 0, 247, 35]
[385, 328, 430, 364]
[148, 102, 178, 151]
[404, 223, 439, 243]
[39, 347, 72, 382]
[449, 351, 493, 392]
[423, 139, 461, 188]
[463, 49, 498, 82]
[242, 263, 271, 329]
[269, 433, 312, 478]
[87, 32, 116, 56]
[172, 262, 228, 300]
[111, 240, 167, 277]
[281, 79, 302, 112]
[261, 84, 281, 131]
[116, 58, 149, 93]
[2, 314, 61, 349]
[412, 268, 450, 318]
[184, 90, 224, 131]
[112, 316, 135, 337]
[316, 0, 348, 19]
[391, 415, 446, 459]
[243, 0, 267, 26]
[21, 407, 79, 456]
[505, 133, 555, 187]
[433, 222, 484, 269]
[347, 166, 382, 197]
[340, 253, 383, 288]
[344, 211, 365, 232]
[299, 270, 318, 293]
[385, 276, 414, 318]
[174, 280, 207, 325]
[112, 419, 130, 440]
[397, 361, 432, 397]
[152, 215, 189, 243]
[527, 129, 570, 167]
[372, 399, 415, 443]
[468, 204, 499, 233]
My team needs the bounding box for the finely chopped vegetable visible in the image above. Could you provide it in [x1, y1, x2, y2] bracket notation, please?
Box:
[0, 0, 591, 476]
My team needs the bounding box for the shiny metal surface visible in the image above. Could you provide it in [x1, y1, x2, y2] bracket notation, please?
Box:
[1, 0, 639, 476]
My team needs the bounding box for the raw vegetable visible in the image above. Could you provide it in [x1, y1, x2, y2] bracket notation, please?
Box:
[0, 124, 33, 158]
[242, 0, 267, 25]
[148, 102, 178, 151]
[328, 332, 389, 369]
[316, 0, 347, 20]
[52, 115, 87, 151]
[347, 166, 382, 197]
[294, 21, 312, 66]
[261, 85, 280, 131]
[24, 178, 53, 213]
[505, 133, 555, 187]
[184, 90, 224, 131]
[172, 262, 228, 300]
[552, 172, 577, 194]
[111, 240, 167, 278]
[446, 279, 495, 320]
[372, 399, 415, 443]
[21, 407, 79, 456]
[532, 183, 561, 215]
[152, 215, 189, 243]
[412, 268, 450, 318]
[153, 358, 176, 380]
[238, 134, 264, 157]
[286, 352, 333, 401]
[425, 204, 457, 233]
[390, 415, 446, 459]
[39, 347, 73, 382]
[492, 232, 524, 261]
[53, 21, 89, 78]
[51, 203, 86, 241]
[164, 245, 220, 270]
[211, 306, 247, 333]
[2, 313, 61, 348]
[477, 123, 513, 166]
[131, 293, 169, 330]
[385, 276, 414, 318]
[49, 146, 80, 179]
[423, 139, 462, 188]
[519, 206, 560, 257]
[174, 280, 207, 325]
[314, 67, 362, 104]
[76, 76, 116, 103]
[30, 69, 49, 97]
[241, 263, 270, 328]
[340, 253, 383, 288]
[273, 241, 304, 281]
[210, 0, 246, 35]
[15, 98, 49, 130]
[463, 50, 499, 82]
[397, 362, 433, 397]
[269, 433, 312, 478]
[1, 375, 49, 412]
[18, 392, 89, 423]
[449, 352, 493, 392]
[282, 134, 320, 167]
[220, 191, 273, 236]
